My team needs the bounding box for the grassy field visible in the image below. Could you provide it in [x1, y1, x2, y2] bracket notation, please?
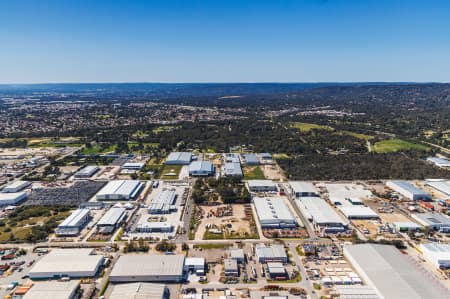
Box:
[80, 144, 117, 155]
[243, 166, 266, 179]
[290, 122, 333, 132]
[373, 139, 430, 153]
[160, 164, 183, 179]
[341, 131, 374, 140]
[152, 125, 180, 134]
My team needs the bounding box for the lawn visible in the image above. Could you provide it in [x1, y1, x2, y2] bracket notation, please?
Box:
[243, 166, 266, 179]
[80, 144, 117, 155]
[290, 122, 333, 132]
[160, 164, 183, 179]
[341, 131, 374, 140]
[373, 139, 430, 153]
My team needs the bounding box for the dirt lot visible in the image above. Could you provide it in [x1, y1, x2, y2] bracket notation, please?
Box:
[261, 164, 285, 181]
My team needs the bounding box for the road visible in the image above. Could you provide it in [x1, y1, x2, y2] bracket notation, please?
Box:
[288, 243, 318, 299]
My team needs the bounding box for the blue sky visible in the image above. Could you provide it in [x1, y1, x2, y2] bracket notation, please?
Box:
[1, 0, 449, 83]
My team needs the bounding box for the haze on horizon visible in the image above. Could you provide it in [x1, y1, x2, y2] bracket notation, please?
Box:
[1, 0, 450, 84]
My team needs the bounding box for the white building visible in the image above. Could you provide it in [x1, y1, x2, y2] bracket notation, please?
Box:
[121, 162, 145, 170]
[338, 206, 379, 220]
[1, 180, 31, 193]
[411, 212, 450, 232]
[229, 248, 245, 263]
[109, 283, 168, 299]
[56, 209, 91, 236]
[148, 190, 177, 214]
[386, 181, 431, 201]
[223, 162, 243, 177]
[0, 192, 27, 206]
[29, 249, 104, 279]
[96, 207, 127, 233]
[188, 161, 215, 177]
[420, 243, 450, 270]
[184, 257, 205, 275]
[253, 197, 297, 228]
[289, 181, 319, 198]
[426, 179, 450, 196]
[427, 157, 450, 168]
[23, 281, 80, 299]
[136, 222, 174, 233]
[247, 180, 278, 193]
[255, 244, 287, 263]
[74, 165, 99, 178]
[166, 152, 193, 165]
[325, 183, 373, 205]
[96, 180, 143, 201]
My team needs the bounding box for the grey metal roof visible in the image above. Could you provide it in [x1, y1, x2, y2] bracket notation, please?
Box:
[297, 197, 347, 225]
[289, 181, 318, 195]
[97, 207, 126, 226]
[412, 212, 450, 226]
[255, 244, 287, 260]
[387, 181, 430, 196]
[96, 180, 143, 199]
[110, 255, 185, 279]
[189, 161, 214, 172]
[109, 283, 166, 299]
[344, 244, 449, 299]
[1, 180, 31, 192]
[248, 180, 277, 189]
[426, 180, 450, 196]
[427, 157, 450, 167]
[254, 197, 296, 224]
[58, 208, 90, 228]
[166, 152, 192, 164]
[75, 165, 99, 176]
[243, 154, 259, 164]
[224, 153, 240, 163]
[224, 162, 243, 176]
[23, 281, 80, 299]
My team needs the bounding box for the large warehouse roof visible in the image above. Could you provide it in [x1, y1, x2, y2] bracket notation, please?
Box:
[344, 244, 447, 299]
[96, 180, 143, 200]
[338, 206, 379, 219]
[58, 208, 90, 227]
[23, 281, 80, 299]
[426, 180, 450, 196]
[109, 254, 185, 282]
[74, 165, 99, 177]
[254, 197, 296, 225]
[29, 249, 103, 279]
[297, 197, 347, 225]
[224, 162, 243, 176]
[411, 212, 450, 227]
[188, 161, 214, 172]
[97, 207, 126, 226]
[255, 244, 287, 260]
[325, 183, 373, 204]
[289, 181, 319, 197]
[1, 180, 31, 193]
[166, 152, 192, 164]
[248, 180, 277, 189]
[109, 283, 167, 299]
[0, 192, 27, 205]
[427, 157, 450, 167]
[419, 242, 450, 269]
[387, 181, 430, 197]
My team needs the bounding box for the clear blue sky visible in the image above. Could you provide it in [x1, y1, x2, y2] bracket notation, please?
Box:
[1, 0, 449, 83]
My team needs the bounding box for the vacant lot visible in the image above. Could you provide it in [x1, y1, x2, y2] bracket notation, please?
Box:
[290, 122, 333, 132]
[373, 139, 429, 153]
[160, 164, 183, 179]
[243, 166, 266, 180]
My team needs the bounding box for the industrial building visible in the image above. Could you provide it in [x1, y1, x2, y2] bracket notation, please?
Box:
[96, 207, 127, 234]
[96, 180, 143, 201]
[28, 249, 104, 279]
[255, 244, 287, 263]
[0, 192, 27, 206]
[419, 243, 450, 270]
[392, 221, 422, 232]
[109, 254, 185, 282]
[135, 222, 174, 233]
[242, 154, 259, 165]
[23, 281, 81, 299]
[427, 156, 450, 168]
[148, 190, 177, 214]
[344, 244, 446, 299]
[224, 153, 240, 163]
[247, 180, 277, 193]
[229, 248, 245, 263]
[253, 197, 297, 228]
[223, 162, 243, 177]
[426, 179, 450, 196]
[330, 285, 379, 299]
[411, 212, 450, 232]
[165, 152, 193, 165]
[74, 165, 99, 178]
[109, 283, 168, 299]
[325, 183, 373, 205]
[1, 180, 31, 193]
[56, 208, 91, 236]
[188, 161, 215, 177]
[267, 262, 287, 279]
[338, 206, 379, 220]
[224, 258, 239, 276]
[258, 153, 273, 164]
[289, 181, 319, 198]
[295, 197, 348, 234]
[121, 162, 145, 170]
[184, 257, 205, 275]
[386, 181, 431, 201]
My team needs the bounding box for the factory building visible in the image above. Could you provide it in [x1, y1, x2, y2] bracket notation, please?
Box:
[253, 197, 297, 228]
[148, 190, 177, 214]
[419, 243, 450, 270]
[74, 165, 99, 179]
[109, 254, 185, 282]
[255, 244, 288, 263]
[325, 183, 373, 205]
[223, 162, 243, 177]
[96, 207, 127, 234]
[242, 154, 259, 165]
[23, 281, 81, 299]
[338, 206, 379, 220]
[1, 180, 31, 193]
[188, 161, 215, 177]
[135, 222, 174, 233]
[56, 208, 91, 236]
[247, 180, 278, 193]
[426, 179, 450, 196]
[165, 152, 193, 165]
[0, 192, 27, 206]
[427, 157, 450, 168]
[109, 283, 168, 299]
[96, 180, 143, 201]
[344, 244, 446, 299]
[224, 153, 240, 163]
[288, 181, 319, 198]
[411, 212, 450, 232]
[295, 197, 348, 234]
[29, 249, 104, 279]
[386, 181, 431, 201]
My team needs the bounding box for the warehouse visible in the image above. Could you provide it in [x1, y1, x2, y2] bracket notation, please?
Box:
[223, 162, 243, 177]
[74, 165, 99, 178]
[96, 207, 127, 233]
[109, 254, 185, 282]
[109, 283, 168, 299]
[253, 197, 297, 228]
[392, 222, 422, 232]
[330, 285, 379, 299]
[184, 257, 205, 275]
[148, 190, 177, 214]
[188, 161, 215, 177]
[247, 180, 277, 192]
[224, 153, 240, 163]
[426, 179, 450, 196]
[135, 222, 173, 233]
[344, 244, 446, 299]
[295, 197, 348, 233]
[165, 152, 193, 165]
[325, 183, 373, 205]
[0, 192, 27, 206]
[224, 258, 239, 276]
[121, 162, 145, 170]
[288, 181, 319, 198]
[96, 180, 143, 201]
[386, 181, 431, 201]
[56, 208, 91, 236]
[411, 212, 450, 232]
[267, 262, 287, 279]
[427, 157, 450, 168]
[338, 206, 379, 220]
[258, 153, 273, 164]
[23, 281, 81, 299]
[229, 248, 245, 263]
[419, 243, 450, 270]
[29, 249, 104, 279]
[1, 180, 31, 193]
[242, 154, 259, 165]
[255, 244, 287, 263]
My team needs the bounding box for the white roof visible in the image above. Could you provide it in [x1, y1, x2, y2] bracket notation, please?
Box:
[338, 206, 379, 218]
[166, 152, 192, 164]
[325, 183, 373, 204]
[255, 244, 287, 260]
[332, 285, 379, 299]
[97, 207, 126, 226]
[289, 181, 318, 195]
[427, 157, 450, 167]
[185, 257, 205, 267]
[23, 281, 80, 299]
[392, 221, 422, 229]
[189, 161, 214, 172]
[230, 248, 245, 259]
[426, 180, 450, 196]
[110, 255, 185, 279]
[1, 180, 31, 192]
[109, 283, 166, 299]
[253, 197, 296, 223]
[297, 197, 347, 225]
[411, 212, 450, 227]
[122, 162, 145, 168]
[75, 165, 99, 176]
[0, 192, 26, 202]
[344, 244, 447, 299]
[248, 180, 277, 188]
[58, 209, 90, 227]
[97, 180, 142, 197]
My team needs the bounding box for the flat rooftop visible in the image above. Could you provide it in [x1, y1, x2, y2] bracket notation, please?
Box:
[23, 281, 80, 299]
[109, 283, 166, 299]
[297, 197, 347, 225]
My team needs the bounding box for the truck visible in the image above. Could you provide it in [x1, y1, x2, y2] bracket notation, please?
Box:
[6, 281, 18, 290]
